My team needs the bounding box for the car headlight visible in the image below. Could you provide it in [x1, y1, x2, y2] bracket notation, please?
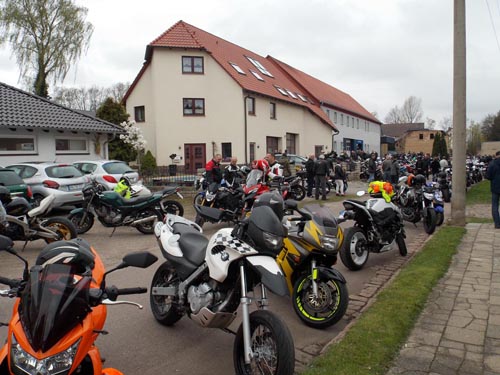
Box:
[320, 235, 339, 252]
[263, 232, 283, 251]
[11, 334, 80, 375]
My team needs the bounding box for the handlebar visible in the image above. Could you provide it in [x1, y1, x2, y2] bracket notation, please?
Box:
[0, 276, 22, 289]
[105, 286, 148, 301]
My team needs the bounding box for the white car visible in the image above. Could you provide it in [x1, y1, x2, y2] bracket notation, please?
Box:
[72, 160, 139, 190]
[6, 162, 88, 208]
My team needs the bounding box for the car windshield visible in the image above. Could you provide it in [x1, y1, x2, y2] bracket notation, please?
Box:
[0, 170, 24, 185]
[103, 162, 134, 174]
[19, 263, 91, 352]
[46, 165, 83, 178]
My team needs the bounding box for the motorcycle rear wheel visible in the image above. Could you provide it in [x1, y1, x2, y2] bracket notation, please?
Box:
[340, 227, 369, 271]
[292, 273, 348, 328]
[135, 208, 163, 234]
[150, 262, 184, 326]
[442, 188, 451, 203]
[162, 200, 184, 216]
[422, 208, 437, 235]
[290, 185, 306, 201]
[68, 211, 94, 234]
[43, 217, 77, 243]
[436, 211, 444, 226]
[396, 233, 407, 256]
[233, 310, 295, 375]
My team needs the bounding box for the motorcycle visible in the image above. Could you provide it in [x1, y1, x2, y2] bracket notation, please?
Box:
[428, 182, 445, 226]
[395, 174, 437, 235]
[278, 199, 348, 328]
[0, 189, 77, 245]
[271, 175, 306, 201]
[435, 170, 451, 202]
[150, 194, 295, 375]
[68, 179, 184, 234]
[0, 235, 158, 375]
[339, 188, 407, 271]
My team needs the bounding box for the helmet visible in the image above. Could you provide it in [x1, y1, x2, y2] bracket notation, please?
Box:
[36, 238, 95, 275]
[119, 175, 132, 187]
[413, 174, 427, 187]
[253, 191, 284, 220]
[240, 166, 251, 175]
[255, 159, 269, 173]
[0, 186, 12, 204]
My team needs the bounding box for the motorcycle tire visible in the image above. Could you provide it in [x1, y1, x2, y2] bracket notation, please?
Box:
[150, 262, 184, 326]
[68, 211, 95, 234]
[193, 192, 204, 206]
[233, 310, 295, 375]
[290, 185, 306, 201]
[436, 211, 444, 226]
[135, 208, 163, 234]
[422, 208, 437, 235]
[43, 217, 78, 243]
[292, 272, 348, 329]
[194, 214, 205, 229]
[396, 233, 407, 256]
[442, 188, 451, 203]
[340, 227, 369, 271]
[162, 200, 184, 216]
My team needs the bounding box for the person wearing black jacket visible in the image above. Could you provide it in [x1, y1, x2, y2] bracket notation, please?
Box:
[305, 154, 315, 197]
[314, 154, 329, 200]
[486, 151, 500, 229]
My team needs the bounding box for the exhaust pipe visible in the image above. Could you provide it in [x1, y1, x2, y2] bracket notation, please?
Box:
[131, 215, 157, 227]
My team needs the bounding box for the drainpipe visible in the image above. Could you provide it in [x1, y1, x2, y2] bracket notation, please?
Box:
[102, 133, 117, 159]
[244, 94, 249, 164]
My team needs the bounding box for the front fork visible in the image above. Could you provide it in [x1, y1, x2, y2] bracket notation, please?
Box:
[310, 258, 319, 297]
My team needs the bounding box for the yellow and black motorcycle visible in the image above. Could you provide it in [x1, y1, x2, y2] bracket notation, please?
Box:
[278, 200, 349, 329]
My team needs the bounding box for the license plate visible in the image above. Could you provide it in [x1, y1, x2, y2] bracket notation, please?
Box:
[154, 222, 163, 236]
[68, 184, 84, 191]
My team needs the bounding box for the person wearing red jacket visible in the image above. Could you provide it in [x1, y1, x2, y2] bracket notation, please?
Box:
[205, 154, 222, 184]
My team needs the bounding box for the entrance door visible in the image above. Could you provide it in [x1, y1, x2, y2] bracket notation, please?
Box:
[184, 143, 206, 174]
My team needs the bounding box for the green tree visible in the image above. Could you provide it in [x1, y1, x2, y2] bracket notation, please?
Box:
[466, 121, 482, 155]
[439, 132, 448, 158]
[481, 111, 500, 141]
[141, 150, 157, 176]
[95, 97, 136, 162]
[432, 131, 441, 157]
[0, 0, 93, 97]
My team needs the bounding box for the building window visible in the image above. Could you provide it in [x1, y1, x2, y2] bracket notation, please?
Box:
[286, 133, 297, 154]
[341, 114, 344, 125]
[250, 70, 265, 81]
[229, 62, 246, 75]
[221, 143, 232, 162]
[183, 98, 205, 116]
[182, 56, 204, 74]
[270, 102, 276, 119]
[334, 112, 338, 123]
[56, 138, 88, 154]
[419, 134, 424, 140]
[0, 136, 36, 154]
[246, 56, 274, 77]
[357, 119, 359, 129]
[134, 106, 145, 122]
[247, 97, 255, 115]
[430, 133, 435, 139]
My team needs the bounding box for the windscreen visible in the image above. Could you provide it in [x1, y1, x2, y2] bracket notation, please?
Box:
[245, 169, 264, 187]
[302, 204, 339, 236]
[19, 264, 91, 352]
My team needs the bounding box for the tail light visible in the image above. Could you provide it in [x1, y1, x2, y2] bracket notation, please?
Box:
[103, 175, 117, 183]
[43, 180, 60, 189]
[27, 186, 33, 198]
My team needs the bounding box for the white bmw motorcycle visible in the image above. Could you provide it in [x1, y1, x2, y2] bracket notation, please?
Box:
[150, 197, 295, 375]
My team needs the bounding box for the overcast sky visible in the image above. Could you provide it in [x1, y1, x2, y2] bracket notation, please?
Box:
[0, 0, 499, 125]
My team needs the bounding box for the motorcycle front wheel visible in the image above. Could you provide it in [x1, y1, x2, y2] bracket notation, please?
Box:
[422, 208, 437, 235]
[292, 272, 348, 328]
[396, 233, 407, 256]
[150, 262, 184, 326]
[135, 208, 163, 234]
[68, 211, 95, 234]
[161, 200, 184, 216]
[43, 217, 78, 243]
[193, 192, 204, 206]
[290, 185, 306, 201]
[340, 227, 369, 271]
[436, 211, 444, 226]
[233, 310, 295, 375]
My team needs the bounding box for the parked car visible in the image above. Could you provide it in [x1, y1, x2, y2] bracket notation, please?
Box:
[274, 153, 308, 171]
[72, 160, 139, 190]
[0, 168, 32, 201]
[6, 162, 87, 208]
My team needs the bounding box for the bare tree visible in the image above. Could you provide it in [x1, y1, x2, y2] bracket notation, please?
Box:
[384, 96, 424, 124]
[52, 83, 130, 111]
[384, 106, 404, 123]
[426, 117, 436, 129]
[0, 0, 94, 97]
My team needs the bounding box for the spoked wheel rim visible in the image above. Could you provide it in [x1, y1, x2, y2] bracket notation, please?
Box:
[44, 222, 74, 243]
[246, 324, 278, 374]
[152, 267, 177, 316]
[349, 231, 368, 265]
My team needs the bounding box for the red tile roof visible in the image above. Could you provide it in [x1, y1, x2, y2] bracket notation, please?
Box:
[268, 57, 381, 124]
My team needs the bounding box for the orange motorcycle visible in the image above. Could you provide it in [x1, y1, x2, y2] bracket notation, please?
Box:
[0, 235, 157, 375]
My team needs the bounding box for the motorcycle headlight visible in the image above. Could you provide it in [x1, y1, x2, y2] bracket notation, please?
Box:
[263, 232, 283, 251]
[320, 235, 339, 253]
[423, 192, 434, 200]
[11, 335, 80, 375]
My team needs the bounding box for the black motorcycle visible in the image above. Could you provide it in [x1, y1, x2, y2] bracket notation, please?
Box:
[68, 180, 184, 234]
[435, 170, 451, 203]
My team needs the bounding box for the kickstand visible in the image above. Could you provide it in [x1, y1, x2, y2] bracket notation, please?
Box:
[109, 227, 117, 237]
[21, 241, 29, 251]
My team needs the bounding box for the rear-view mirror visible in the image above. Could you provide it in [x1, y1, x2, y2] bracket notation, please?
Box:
[122, 252, 158, 269]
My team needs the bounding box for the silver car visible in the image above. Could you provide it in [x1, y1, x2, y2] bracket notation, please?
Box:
[6, 162, 88, 208]
[72, 160, 139, 190]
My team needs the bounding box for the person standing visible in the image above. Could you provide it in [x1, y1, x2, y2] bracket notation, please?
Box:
[367, 153, 377, 182]
[305, 154, 315, 197]
[265, 153, 283, 180]
[205, 154, 222, 184]
[333, 159, 346, 196]
[485, 151, 500, 229]
[223, 157, 240, 186]
[314, 154, 329, 200]
[382, 154, 392, 182]
[390, 156, 400, 185]
[430, 156, 441, 181]
[278, 151, 292, 177]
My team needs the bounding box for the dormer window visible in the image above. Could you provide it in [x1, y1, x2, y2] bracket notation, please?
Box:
[182, 56, 204, 74]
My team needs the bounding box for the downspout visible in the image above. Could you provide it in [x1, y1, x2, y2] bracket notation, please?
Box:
[244, 94, 249, 164]
[102, 133, 117, 159]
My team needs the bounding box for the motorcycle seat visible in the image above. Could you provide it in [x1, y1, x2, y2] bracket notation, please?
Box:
[178, 232, 208, 266]
[119, 194, 154, 205]
[161, 186, 178, 195]
[345, 199, 366, 206]
[172, 223, 200, 236]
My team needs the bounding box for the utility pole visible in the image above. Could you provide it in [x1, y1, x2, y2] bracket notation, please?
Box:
[451, 0, 466, 226]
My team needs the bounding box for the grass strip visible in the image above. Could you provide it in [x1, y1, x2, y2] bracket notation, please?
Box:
[301, 226, 466, 375]
[466, 180, 491, 205]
